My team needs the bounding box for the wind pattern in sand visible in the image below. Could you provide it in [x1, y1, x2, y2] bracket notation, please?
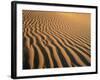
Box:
[23, 10, 91, 69]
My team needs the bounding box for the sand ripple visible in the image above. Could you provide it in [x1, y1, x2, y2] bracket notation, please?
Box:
[23, 10, 91, 69]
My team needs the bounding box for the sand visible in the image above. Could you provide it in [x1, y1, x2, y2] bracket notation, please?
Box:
[22, 10, 91, 69]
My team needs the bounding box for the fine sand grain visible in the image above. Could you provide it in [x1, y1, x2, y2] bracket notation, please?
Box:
[23, 10, 91, 69]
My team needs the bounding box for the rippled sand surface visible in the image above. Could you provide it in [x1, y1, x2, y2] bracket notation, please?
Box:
[23, 10, 91, 69]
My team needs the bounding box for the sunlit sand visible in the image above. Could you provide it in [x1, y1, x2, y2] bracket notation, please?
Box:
[23, 10, 91, 69]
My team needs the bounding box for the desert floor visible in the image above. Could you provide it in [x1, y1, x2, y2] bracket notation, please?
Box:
[22, 10, 91, 69]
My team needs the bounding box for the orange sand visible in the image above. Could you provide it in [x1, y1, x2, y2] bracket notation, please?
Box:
[22, 10, 91, 69]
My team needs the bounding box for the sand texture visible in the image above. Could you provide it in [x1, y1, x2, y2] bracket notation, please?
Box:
[23, 10, 91, 69]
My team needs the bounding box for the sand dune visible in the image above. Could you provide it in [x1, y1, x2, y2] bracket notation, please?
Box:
[22, 10, 91, 69]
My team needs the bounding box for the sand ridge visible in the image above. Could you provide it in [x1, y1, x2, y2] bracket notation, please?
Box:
[23, 10, 91, 69]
